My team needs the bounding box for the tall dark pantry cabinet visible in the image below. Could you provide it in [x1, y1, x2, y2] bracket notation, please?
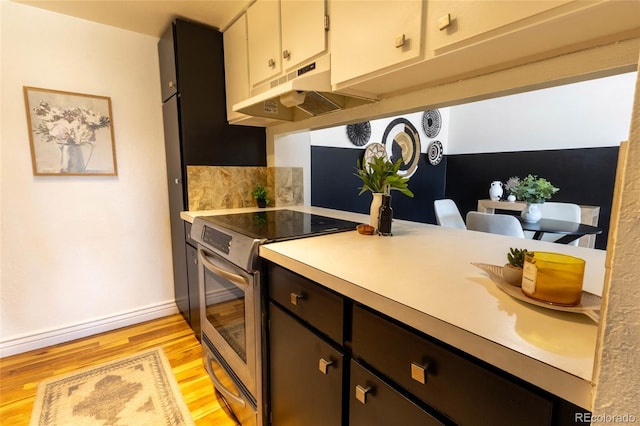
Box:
[158, 19, 266, 338]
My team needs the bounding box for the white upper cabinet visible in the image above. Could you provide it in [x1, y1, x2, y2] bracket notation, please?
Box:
[224, 14, 284, 126]
[330, 0, 424, 89]
[331, 0, 640, 99]
[247, 0, 281, 87]
[223, 14, 251, 124]
[247, 0, 327, 90]
[426, 0, 571, 52]
[281, 0, 327, 72]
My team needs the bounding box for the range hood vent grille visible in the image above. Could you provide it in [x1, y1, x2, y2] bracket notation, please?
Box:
[233, 55, 378, 122]
[296, 92, 341, 115]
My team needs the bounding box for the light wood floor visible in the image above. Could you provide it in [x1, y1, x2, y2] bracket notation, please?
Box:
[0, 314, 239, 425]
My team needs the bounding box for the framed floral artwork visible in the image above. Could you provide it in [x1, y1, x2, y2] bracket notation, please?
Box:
[24, 86, 117, 176]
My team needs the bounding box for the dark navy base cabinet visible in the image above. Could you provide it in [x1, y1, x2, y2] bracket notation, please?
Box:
[266, 262, 591, 425]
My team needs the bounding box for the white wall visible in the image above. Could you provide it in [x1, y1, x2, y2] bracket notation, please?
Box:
[302, 72, 635, 155]
[308, 110, 451, 152]
[275, 73, 634, 203]
[0, 1, 175, 356]
[593, 65, 640, 422]
[447, 72, 636, 154]
[275, 109, 451, 203]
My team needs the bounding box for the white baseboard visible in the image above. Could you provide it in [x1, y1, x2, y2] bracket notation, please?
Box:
[0, 301, 179, 358]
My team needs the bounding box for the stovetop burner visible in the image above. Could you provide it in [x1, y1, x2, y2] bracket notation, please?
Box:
[198, 209, 359, 242]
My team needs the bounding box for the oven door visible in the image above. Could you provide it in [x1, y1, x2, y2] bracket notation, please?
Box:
[198, 245, 259, 399]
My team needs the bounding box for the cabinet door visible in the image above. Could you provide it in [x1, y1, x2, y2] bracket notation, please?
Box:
[280, 0, 326, 72]
[330, 0, 423, 87]
[352, 305, 553, 426]
[247, 0, 281, 87]
[269, 302, 343, 426]
[426, 1, 571, 52]
[185, 240, 200, 338]
[161, 96, 189, 326]
[158, 23, 177, 102]
[350, 360, 444, 426]
[223, 14, 250, 123]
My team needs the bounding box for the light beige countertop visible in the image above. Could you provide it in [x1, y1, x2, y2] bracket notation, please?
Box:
[183, 205, 605, 409]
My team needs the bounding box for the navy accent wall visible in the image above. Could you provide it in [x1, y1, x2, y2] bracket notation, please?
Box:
[311, 145, 617, 249]
[445, 147, 618, 249]
[311, 146, 447, 224]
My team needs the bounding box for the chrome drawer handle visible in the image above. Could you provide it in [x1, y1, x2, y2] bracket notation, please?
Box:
[290, 292, 304, 306]
[411, 361, 429, 384]
[318, 358, 333, 374]
[205, 352, 245, 407]
[199, 249, 249, 288]
[355, 385, 372, 404]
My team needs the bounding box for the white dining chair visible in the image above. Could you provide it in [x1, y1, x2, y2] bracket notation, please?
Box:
[536, 202, 582, 246]
[434, 199, 467, 230]
[466, 211, 525, 238]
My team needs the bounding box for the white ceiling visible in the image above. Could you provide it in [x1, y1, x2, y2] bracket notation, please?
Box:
[11, 0, 254, 37]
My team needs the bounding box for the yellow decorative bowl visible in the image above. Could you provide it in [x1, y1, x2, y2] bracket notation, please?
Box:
[521, 252, 586, 306]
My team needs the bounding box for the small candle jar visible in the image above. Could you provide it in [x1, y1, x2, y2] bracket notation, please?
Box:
[521, 252, 586, 306]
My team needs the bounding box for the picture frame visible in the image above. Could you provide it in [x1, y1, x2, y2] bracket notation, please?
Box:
[24, 86, 117, 176]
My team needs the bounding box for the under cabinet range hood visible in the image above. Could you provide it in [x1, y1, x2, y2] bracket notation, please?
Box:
[233, 55, 378, 122]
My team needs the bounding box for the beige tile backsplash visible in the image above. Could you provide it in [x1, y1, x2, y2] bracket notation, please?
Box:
[187, 166, 303, 210]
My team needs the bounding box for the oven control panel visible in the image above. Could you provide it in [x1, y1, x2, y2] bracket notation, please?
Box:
[202, 226, 232, 255]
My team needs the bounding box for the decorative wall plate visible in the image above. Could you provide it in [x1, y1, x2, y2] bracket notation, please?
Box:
[381, 118, 421, 178]
[427, 140, 443, 165]
[422, 109, 442, 138]
[346, 121, 371, 146]
[363, 142, 388, 168]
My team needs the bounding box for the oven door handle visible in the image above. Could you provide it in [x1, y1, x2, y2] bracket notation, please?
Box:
[204, 352, 247, 408]
[199, 249, 249, 289]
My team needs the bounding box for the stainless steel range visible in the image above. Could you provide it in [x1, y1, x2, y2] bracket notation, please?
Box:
[190, 209, 360, 426]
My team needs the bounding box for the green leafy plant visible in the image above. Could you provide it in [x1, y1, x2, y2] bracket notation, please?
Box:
[507, 247, 529, 268]
[252, 184, 269, 204]
[509, 174, 559, 204]
[354, 156, 414, 197]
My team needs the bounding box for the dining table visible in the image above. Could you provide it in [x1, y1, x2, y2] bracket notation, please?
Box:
[519, 218, 603, 244]
[476, 199, 601, 248]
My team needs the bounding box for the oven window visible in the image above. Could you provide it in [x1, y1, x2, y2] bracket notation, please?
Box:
[204, 268, 247, 363]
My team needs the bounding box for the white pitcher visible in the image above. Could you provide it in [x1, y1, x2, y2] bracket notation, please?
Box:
[489, 181, 504, 201]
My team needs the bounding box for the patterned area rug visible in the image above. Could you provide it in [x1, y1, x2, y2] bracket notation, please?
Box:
[29, 347, 195, 426]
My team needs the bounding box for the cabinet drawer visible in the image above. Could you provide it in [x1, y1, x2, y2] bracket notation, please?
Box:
[268, 264, 343, 344]
[352, 305, 553, 426]
[350, 359, 444, 426]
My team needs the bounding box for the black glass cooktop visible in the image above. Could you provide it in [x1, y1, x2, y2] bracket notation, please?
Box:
[199, 209, 360, 242]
